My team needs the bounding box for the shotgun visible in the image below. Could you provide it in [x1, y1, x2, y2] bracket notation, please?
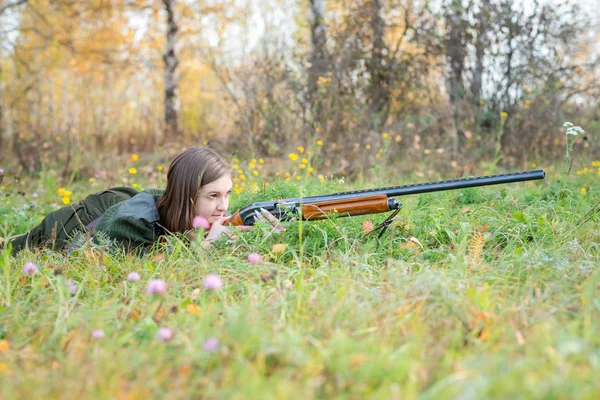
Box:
[229, 169, 546, 236]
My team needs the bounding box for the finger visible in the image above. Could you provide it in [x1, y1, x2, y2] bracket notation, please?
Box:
[255, 212, 267, 222]
[274, 225, 286, 233]
[216, 215, 232, 226]
[259, 208, 280, 223]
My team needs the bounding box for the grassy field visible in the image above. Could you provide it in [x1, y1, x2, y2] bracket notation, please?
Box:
[0, 155, 599, 399]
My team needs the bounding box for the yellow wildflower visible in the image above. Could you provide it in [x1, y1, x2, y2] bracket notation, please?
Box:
[58, 188, 66, 197]
[259, 158, 264, 164]
[501, 112, 508, 118]
[301, 158, 308, 164]
[252, 170, 259, 176]
[382, 133, 390, 139]
[128, 168, 137, 175]
[297, 146, 305, 153]
[157, 165, 163, 172]
[581, 188, 587, 195]
[288, 153, 299, 161]
[316, 140, 323, 146]
[0, 340, 8, 352]
[366, 144, 371, 150]
[132, 154, 139, 161]
[62, 196, 71, 205]
[133, 183, 138, 189]
[296, 176, 302, 180]
[88, 178, 95, 183]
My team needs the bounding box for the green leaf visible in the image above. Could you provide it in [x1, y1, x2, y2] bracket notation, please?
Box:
[511, 212, 527, 223]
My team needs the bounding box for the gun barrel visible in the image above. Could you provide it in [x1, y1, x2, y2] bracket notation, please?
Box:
[231, 169, 545, 226]
[296, 169, 546, 204]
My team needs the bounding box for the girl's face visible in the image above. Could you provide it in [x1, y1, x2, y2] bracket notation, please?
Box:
[194, 174, 233, 224]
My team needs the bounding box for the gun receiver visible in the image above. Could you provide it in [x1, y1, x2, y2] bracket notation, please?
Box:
[229, 169, 546, 226]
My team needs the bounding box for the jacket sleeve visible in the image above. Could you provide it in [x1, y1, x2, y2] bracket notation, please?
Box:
[96, 202, 159, 250]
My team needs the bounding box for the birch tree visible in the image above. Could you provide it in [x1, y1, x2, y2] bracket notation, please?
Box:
[162, 0, 181, 139]
[307, 0, 328, 135]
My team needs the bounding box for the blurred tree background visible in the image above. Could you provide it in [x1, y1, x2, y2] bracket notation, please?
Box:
[0, 0, 598, 176]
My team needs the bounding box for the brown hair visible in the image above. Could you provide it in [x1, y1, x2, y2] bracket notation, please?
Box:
[157, 147, 231, 233]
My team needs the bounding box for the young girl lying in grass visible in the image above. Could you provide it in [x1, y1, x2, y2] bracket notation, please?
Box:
[9, 147, 282, 255]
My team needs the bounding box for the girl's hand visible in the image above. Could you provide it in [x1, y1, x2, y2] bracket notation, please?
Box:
[202, 216, 252, 248]
[255, 208, 287, 235]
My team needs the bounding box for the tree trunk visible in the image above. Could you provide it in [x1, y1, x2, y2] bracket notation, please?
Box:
[445, 0, 467, 103]
[470, 0, 491, 106]
[163, 0, 181, 139]
[0, 62, 4, 163]
[444, 0, 468, 155]
[307, 0, 328, 140]
[367, 0, 389, 131]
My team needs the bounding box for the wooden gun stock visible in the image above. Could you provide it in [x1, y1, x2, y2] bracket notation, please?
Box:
[300, 194, 391, 220]
[228, 210, 244, 227]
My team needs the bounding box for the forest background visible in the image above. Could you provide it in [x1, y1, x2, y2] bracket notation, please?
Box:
[0, 0, 599, 179]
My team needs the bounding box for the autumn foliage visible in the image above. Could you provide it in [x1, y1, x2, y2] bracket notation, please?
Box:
[0, 0, 598, 175]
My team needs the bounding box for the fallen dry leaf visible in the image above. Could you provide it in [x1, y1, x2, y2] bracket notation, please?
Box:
[186, 303, 201, 315]
[350, 354, 367, 369]
[362, 220, 374, 234]
[272, 243, 288, 254]
[515, 330, 525, 346]
[408, 236, 424, 250]
[476, 224, 490, 233]
[129, 308, 142, 322]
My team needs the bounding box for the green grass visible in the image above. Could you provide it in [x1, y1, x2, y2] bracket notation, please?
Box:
[0, 163, 599, 399]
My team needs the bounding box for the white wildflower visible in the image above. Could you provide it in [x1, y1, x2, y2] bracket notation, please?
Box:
[566, 125, 584, 136]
